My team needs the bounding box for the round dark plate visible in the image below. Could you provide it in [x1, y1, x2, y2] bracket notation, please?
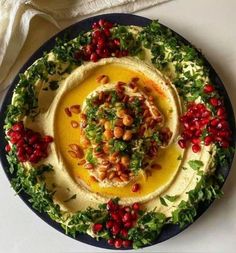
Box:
[0, 13, 235, 250]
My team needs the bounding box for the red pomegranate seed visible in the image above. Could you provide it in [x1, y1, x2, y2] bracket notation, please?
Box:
[5, 144, 11, 152]
[113, 38, 120, 46]
[217, 107, 226, 117]
[178, 139, 186, 149]
[43, 135, 53, 143]
[204, 136, 213, 146]
[124, 221, 132, 228]
[111, 223, 120, 235]
[12, 122, 24, 132]
[107, 199, 118, 211]
[106, 220, 113, 229]
[203, 84, 215, 93]
[210, 118, 219, 127]
[132, 183, 140, 192]
[92, 223, 103, 233]
[103, 28, 111, 37]
[98, 19, 106, 27]
[209, 97, 219, 107]
[92, 22, 99, 30]
[90, 52, 98, 62]
[85, 44, 95, 55]
[111, 212, 121, 222]
[131, 212, 138, 220]
[107, 238, 114, 246]
[122, 213, 132, 223]
[122, 240, 132, 248]
[120, 229, 128, 238]
[132, 202, 140, 211]
[114, 239, 122, 249]
[220, 140, 229, 148]
[191, 138, 200, 144]
[192, 144, 201, 153]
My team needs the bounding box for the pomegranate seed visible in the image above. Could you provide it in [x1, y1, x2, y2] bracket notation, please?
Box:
[132, 202, 140, 211]
[111, 212, 121, 222]
[120, 229, 128, 238]
[178, 139, 186, 149]
[191, 138, 200, 144]
[84, 44, 95, 55]
[92, 223, 103, 233]
[29, 134, 40, 145]
[5, 144, 11, 152]
[217, 107, 225, 117]
[92, 22, 100, 30]
[114, 239, 122, 249]
[123, 206, 131, 213]
[90, 52, 98, 62]
[107, 200, 118, 211]
[111, 223, 120, 235]
[204, 136, 213, 146]
[220, 140, 229, 148]
[122, 213, 132, 223]
[123, 240, 132, 248]
[131, 212, 138, 220]
[92, 29, 102, 38]
[192, 144, 201, 153]
[98, 19, 106, 27]
[203, 84, 215, 93]
[132, 183, 140, 192]
[209, 97, 219, 107]
[106, 220, 113, 229]
[124, 221, 132, 228]
[12, 122, 24, 132]
[43, 135, 53, 143]
[113, 38, 120, 46]
[210, 118, 219, 127]
[103, 28, 111, 37]
[107, 238, 114, 246]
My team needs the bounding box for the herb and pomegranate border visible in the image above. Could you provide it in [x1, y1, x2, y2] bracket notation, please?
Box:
[2, 18, 235, 249]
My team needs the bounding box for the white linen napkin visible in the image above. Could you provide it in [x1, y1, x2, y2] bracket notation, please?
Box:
[0, 0, 171, 92]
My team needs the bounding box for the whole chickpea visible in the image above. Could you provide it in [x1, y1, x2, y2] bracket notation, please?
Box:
[123, 114, 134, 126]
[80, 135, 90, 148]
[116, 108, 126, 118]
[104, 129, 113, 140]
[104, 121, 111, 130]
[123, 130, 132, 141]
[121, 155, 130, 168]
[114, 126, 124, 139]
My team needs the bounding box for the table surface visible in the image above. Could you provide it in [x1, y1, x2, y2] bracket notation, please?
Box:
[0, 0, 236, 252]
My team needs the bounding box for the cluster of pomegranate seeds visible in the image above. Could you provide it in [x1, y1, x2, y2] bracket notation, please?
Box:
[74, 19, 128, 62]
[178, 84, 231, 152]
[6, 121, 53, 163]
[92, 200, 140, 248]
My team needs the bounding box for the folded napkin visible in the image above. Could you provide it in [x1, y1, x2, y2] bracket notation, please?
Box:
[0, 0, 171, 92]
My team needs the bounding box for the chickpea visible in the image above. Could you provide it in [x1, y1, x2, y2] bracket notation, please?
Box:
[116, 108, 126, 118]
[114, 126, 124, 139]
[104, 129, 113, 140]
[104, 121, 111, 130]
[121, 155, 130, 168]
[123, 130, 132, 141]
[123, 114, 133, 126]
[80, 136, 90, 148]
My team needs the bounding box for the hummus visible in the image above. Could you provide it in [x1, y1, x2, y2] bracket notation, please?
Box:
[22, 57, 213, 214]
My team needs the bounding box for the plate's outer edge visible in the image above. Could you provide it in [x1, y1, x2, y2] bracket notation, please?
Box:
[0, 13, 235, 250]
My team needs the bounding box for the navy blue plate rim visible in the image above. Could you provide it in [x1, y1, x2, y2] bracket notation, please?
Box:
[0, 13, 235, 250]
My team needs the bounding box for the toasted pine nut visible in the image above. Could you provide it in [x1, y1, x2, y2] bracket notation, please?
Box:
[65, 107, 72, 117]
[70, 105, 81, 114]
[71, 120, 79, 128]
[68, 150, 78, 158]
[78, 159, 86, 165]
